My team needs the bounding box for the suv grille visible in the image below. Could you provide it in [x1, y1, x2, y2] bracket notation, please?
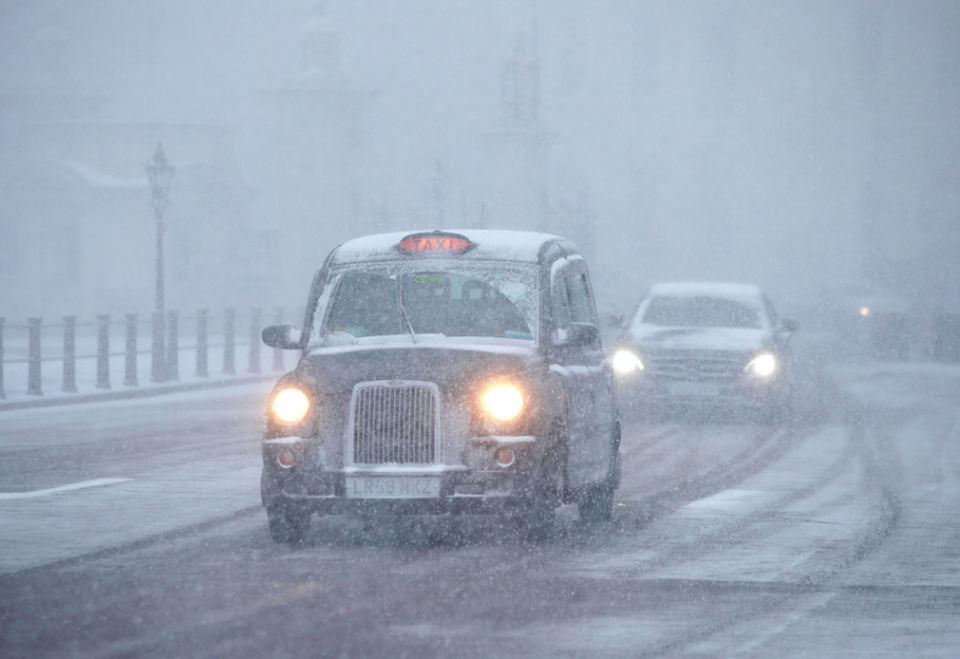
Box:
[351, 383, 439, 465]
[644, 350, 746, 382]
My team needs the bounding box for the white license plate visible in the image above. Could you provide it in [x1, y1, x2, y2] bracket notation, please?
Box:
[346, 476, 441, 499]
[668, 382, 720, 397]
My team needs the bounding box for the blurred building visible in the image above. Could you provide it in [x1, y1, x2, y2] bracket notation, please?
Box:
[481, 31, 557, 233]
[0, 5, 381, 319]
[263, 10, 378, 291]
[0, 24, 256, 318]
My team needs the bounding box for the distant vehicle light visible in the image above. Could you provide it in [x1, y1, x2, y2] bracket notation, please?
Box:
[613, 349, 644, 374]
[272, 388, 310, 423]
[483, 384, 524, 422]
[745, 353, 777, 377]
[399, 231, 472, 253]
[860, 307, 870, 316]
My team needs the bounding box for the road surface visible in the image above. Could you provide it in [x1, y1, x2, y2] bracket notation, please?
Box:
[1, 363, 959, 658]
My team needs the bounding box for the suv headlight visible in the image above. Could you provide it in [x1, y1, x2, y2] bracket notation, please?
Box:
[483, 384, 524, 422]
[612, 349, 644, 374]
[272, 388, 311, 423]
[745, 353, 778, 378]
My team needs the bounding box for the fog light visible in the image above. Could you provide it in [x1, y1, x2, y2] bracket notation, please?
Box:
[277, 449, 296, 468]
[494, 446, 515, 467]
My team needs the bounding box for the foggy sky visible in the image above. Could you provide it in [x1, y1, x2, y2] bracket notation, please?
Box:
[1, 0, 958, 315]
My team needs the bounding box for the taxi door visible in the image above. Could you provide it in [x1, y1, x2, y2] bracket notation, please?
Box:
[548, 254, 618, 489]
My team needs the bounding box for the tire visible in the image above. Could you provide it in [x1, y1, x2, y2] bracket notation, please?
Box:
[267, 503, 311, 545]
[516, 499, 556, 543]
[578, 484, 614, 522]
[515, 445, 565, 543]
[578, 422, 620, 523]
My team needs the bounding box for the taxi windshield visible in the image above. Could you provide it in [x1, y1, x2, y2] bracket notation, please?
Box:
[641, 296, 762, 329]
[318, 264, 538, 342]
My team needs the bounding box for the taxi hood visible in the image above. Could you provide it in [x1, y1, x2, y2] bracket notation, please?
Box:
[297, 339, 541, 395]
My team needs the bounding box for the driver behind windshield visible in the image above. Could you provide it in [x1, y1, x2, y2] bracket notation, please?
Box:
[325, 271, 532, 340]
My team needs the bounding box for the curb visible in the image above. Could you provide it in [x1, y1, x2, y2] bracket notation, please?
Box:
[0, 375, 276, 412]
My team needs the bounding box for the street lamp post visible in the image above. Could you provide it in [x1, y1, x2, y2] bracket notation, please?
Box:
[145, 143, 175, 382]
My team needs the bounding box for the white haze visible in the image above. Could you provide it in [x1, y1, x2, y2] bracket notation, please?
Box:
[0, 0, 957, 319]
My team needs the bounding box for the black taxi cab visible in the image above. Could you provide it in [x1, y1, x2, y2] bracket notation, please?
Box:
[260, 230, 621, 543]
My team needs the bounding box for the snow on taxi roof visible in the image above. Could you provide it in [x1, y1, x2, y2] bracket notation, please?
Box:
[647, 282, 764, 303]
[331, 229, 567, 265]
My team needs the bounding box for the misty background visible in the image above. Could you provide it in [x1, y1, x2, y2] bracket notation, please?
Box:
[1, 0, 958, 325]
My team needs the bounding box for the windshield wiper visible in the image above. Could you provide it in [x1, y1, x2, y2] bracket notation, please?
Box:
[398, 281, 419, 344]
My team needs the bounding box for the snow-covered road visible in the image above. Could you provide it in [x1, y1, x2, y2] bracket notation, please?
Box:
[0, 383, 271, 572]
[1, 364, 959, 657]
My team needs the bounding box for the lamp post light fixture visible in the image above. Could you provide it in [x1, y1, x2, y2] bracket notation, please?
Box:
[145, 143, 175, 382]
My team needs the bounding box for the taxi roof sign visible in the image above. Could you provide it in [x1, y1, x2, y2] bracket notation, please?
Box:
[398, 231, 473, 254]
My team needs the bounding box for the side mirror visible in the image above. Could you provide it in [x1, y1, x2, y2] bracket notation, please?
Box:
[556, 322, 600, 347]
[262, 325, 303, 350]
[781, 319, 800, 333]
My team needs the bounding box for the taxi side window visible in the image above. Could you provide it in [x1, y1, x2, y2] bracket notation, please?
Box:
[555, 280, 572, 328]
[555, 271, 597, 327]
[565, 273, 596, 325]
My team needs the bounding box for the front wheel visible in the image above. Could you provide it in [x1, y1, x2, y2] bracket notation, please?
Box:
[514, 445, 565, 543]
[578, 484, 614, 522]
[515, 499, 556, 543]
[267, 503, 311, 545]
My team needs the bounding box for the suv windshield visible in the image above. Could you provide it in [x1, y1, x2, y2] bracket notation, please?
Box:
[641, 296, 762, 329]
[316, 263, 538, 342]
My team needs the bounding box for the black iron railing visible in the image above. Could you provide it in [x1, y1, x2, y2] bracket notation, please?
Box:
[0, 307, 306, 399]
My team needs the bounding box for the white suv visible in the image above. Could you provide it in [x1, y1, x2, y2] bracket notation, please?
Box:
[612, 282, 796, 420]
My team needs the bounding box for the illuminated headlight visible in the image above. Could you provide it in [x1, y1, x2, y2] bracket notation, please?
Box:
[483, 384, 524, 422]
[272, 388, 311, 423]
[745, 353, 778, 377]
[612, 349, 644, 374]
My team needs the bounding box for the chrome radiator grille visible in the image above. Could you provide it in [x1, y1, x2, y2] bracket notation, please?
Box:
[645, 350, 746, 381]
[351, 383, 438, 465]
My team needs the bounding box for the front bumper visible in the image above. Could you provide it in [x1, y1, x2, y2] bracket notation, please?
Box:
[261, 435, 543, 515]
[618, 376, 788, 410]
[261, 467, 530, 515]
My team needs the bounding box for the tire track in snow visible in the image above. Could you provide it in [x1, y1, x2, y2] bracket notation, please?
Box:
[613, 391, 904, 657]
